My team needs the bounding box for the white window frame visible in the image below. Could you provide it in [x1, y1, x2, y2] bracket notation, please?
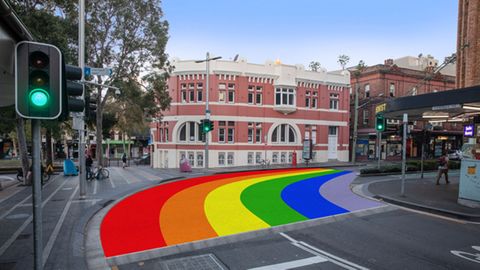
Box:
[218, 152, 225, 165]
[275, 87, 296, 106]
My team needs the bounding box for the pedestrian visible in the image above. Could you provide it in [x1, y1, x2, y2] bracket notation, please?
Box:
[86, 154, 93, 179]
[122, 153, 127, 169]
[436, 152, 450, 185]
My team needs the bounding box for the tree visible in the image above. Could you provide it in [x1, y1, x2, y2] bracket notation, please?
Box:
[308, 61, 321, 72]
[84, 0, 170, 166]
[337, 54, 350, 70]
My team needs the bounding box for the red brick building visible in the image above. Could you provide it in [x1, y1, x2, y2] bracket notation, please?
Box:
[457, 0, 480, 88]
[350, 56, 459, 160]
[150, 58, 351, 168]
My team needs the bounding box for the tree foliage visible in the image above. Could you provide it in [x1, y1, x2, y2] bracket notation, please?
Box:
[337, 54, 350, 70]
[308, 61, 321, 72]
[84, 0, 170, 164]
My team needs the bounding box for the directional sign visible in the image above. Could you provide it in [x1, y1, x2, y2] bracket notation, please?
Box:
[84, 67, 112, 76]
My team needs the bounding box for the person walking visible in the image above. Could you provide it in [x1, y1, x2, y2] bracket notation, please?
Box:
[122, 153, 127, 169]
[436, 152, 450, 185]
[86, 154, 93, 179]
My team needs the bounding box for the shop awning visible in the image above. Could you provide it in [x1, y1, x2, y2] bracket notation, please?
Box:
[382, 85, 480, 121]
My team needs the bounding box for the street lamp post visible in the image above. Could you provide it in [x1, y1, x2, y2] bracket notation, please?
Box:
[195, 52, 221, 169]
[351, 85, 359, 165]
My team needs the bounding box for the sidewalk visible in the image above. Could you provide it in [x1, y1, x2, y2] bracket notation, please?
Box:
[362, 173, 480, 222]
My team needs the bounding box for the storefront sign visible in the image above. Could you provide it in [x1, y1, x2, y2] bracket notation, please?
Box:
[375, 103, 386, 114]
[432, 104, 461, 110]
[464, 125, 474, 137]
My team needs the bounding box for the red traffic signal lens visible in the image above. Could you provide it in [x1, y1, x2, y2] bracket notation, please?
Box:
[30, 51, 49, 69]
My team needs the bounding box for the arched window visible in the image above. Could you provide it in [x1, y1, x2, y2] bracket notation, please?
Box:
[178, 121, 204, 142]
[271, 124, 297, 143]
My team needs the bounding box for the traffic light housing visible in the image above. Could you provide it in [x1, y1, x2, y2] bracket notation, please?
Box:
[375, 114, 385, 132]
[200, 119, 214, 133]
[61, 64, 85, 119]
[15, 41, 62, 119]
[85, 92, 97, 122]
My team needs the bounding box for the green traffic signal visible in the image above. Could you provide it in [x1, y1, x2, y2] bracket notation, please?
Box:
[29, 89, 50, 107]
[375, 114, 385, 132]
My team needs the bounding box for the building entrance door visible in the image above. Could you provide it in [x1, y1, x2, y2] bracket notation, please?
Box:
[328, 126, 338, 159]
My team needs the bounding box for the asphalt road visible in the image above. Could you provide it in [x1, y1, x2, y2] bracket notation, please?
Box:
[1, 166, 479, 270]
[120, 207, 480, 270]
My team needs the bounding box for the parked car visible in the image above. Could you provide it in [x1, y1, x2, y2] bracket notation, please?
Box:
[134, 154, 151, 165]
[447, 149, 462, 160]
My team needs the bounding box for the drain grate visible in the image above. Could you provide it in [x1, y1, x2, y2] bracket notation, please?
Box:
[0, 262, 16, 270]
[163, 254, 226, 270]
[17, 233, 31, 240]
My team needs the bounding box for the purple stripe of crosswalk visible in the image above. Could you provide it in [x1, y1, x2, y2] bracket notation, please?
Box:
[319, 172, 383, 211]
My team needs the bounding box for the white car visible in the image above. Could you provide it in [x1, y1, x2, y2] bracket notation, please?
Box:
[447, 150, 462, 160]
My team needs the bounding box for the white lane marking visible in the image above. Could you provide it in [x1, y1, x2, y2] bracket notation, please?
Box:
[43, 184, 79, 266]
[0, 176, 15, 181]
[280, 232, 369, 270]
[0, 177, 70, 256]
[115, 169, 131, 184]
[93, 179, 98, 195]
[451, 246, 480, 264]
[248, 256, 328, 270]
[108, 175, 116, 188]
[0, 176, 68, 220]
[0, 216, 33, 256]
[0, 186, 25, 204]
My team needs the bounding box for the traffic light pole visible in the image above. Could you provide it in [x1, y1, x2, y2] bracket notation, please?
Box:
[78, 0, 86, 199]
[32, 119, 43, 270]
[377, 131, 382, 169]
[205, 52, 210, 169]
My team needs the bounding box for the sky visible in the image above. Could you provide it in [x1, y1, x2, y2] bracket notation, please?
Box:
[162, 0, 458, 71]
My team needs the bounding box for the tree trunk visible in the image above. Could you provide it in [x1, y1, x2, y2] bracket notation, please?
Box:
[46, 128, 53, 166]
[16, 115, 30, 185]
[96, 88, 104, 166]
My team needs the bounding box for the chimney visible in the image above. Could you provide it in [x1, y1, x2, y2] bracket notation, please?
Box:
[384, 59, 394, 66]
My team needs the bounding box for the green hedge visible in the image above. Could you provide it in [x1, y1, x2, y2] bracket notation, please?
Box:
[360, 159, 461, 175]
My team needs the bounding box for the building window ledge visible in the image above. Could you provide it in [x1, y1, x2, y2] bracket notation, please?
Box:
[273, 105, 297, 114]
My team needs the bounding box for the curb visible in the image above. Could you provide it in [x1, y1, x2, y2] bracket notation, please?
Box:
[358, 169, 460, 177]
[374, 195, 480, 222]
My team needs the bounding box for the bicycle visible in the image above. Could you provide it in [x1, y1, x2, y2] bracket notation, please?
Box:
[259, 159, 270, 168]
[16, 167, 50, 184]
[88, 165, 110, 180]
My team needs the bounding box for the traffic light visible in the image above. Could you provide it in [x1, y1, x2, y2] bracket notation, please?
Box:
[85, 92, 97, 122]
[200, 119, 214, 133]
[61, 64, 85, 119]
[375, 114, 385, 132]
[15, 41, 62, 119]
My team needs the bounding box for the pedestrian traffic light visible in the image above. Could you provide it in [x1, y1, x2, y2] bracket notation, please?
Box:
[15, 41, 62, 119]
[61, 64, 85, 119]
[375, 114, 385, 132]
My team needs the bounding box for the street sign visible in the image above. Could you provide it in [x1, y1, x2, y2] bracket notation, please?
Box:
[375, 103, 386, 114]
[84, 66, 112, 76]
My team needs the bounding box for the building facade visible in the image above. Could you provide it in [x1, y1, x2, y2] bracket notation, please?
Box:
[151, 58, 351, 168]
[457, 0, 480, 88]
[350, 56, 458, 161]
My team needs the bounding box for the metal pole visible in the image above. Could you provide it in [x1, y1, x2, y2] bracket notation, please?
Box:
[205, 52, 210, 169]
[351, 84, 359, 164]
[377, 131, 382, 169]
[32, 119, 43, 270]
[420, 141, 425, 179]
[401, 113, 408, 196]
[78, 0, 86, 198]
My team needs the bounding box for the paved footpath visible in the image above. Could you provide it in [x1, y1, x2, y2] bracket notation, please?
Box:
[0, 165, 187, 270]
